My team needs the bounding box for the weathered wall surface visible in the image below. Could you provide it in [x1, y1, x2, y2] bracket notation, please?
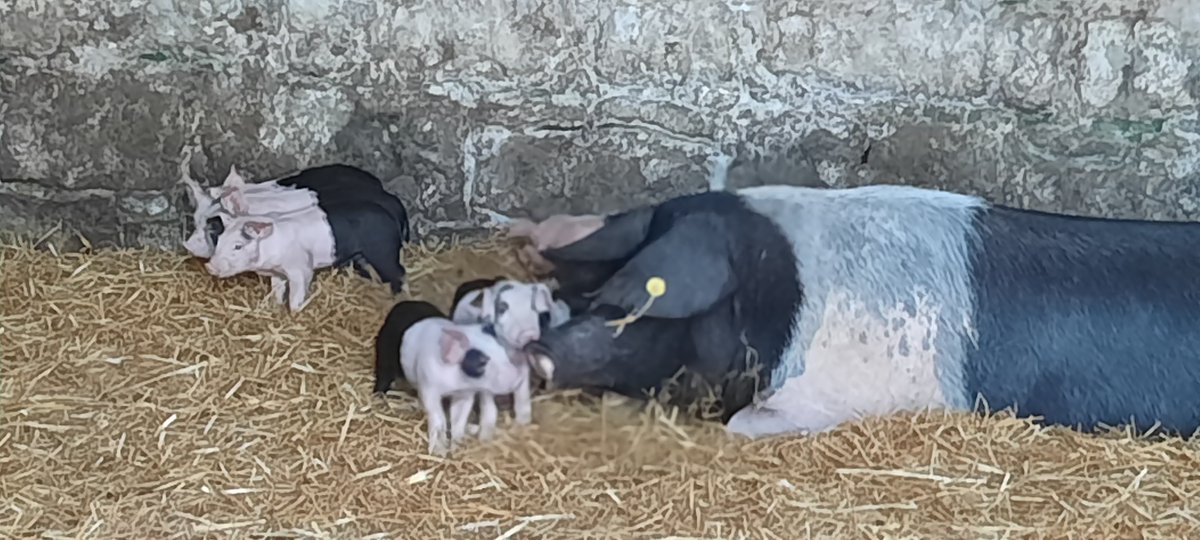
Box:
[2, 0, 1199, 250]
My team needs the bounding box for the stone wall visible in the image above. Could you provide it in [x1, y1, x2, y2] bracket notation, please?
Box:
[2, 0, 1198, 250]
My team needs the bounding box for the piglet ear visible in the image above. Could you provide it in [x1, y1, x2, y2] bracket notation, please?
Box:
[223, 187, 249, 216]
[223, 165, 247, 188]
[533, 283, 554, 312]
[242, 221, 273, 239]
[439, 328, 470, 364]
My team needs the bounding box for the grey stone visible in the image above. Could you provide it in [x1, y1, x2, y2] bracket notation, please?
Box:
[1, 0, 1199, 250]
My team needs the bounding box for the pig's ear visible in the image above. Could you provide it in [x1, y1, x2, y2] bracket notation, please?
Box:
[591, 213, 736, 319]
[181, 178, 211, 205]
[542, 206, 654, 262]
[223, 165, 247, 188]
[241, 221, 274, 239]
[223, 186, 250, 216]
[532, 283, 554, 313]
[438, 328, 470, 364]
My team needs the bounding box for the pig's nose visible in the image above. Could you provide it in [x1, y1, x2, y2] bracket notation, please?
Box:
[204, 262, 217, 274]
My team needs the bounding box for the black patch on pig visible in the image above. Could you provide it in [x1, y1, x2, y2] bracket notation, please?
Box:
[373, 300, 446, 394]
[461, 349, 489, 378]
[205, 216, 224, 247]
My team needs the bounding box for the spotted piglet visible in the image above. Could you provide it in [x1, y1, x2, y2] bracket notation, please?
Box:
[401, 317, 532, 456]
[476, 279, 571, 349]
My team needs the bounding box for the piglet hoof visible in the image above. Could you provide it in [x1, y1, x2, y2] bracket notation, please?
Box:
[478, 425, 496, 442]
[428, 440, 451, 457]
[466, 423, 480, 436]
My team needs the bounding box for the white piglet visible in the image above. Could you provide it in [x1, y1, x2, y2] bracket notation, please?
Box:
[401, 318, 533, 456]
[181, 166, 320, 259]
[204, 206, 335, 311]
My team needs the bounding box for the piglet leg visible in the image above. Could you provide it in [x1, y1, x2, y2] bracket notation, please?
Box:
[477, 392, 498, 441]
[513, 376, 533, 426]
[269, 275, 287, 305]
[448, 393, 476, 447]
[420, 390, 451, 456]
[285, 267, 314, 312]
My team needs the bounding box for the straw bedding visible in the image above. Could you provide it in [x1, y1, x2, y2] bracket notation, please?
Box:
[3, 234, 1200, 540]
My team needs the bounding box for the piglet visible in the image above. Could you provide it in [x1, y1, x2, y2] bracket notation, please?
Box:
[477, 279, 560, 349]
[401, 317, 533, 456]
[204, 197, 407, 311]
[374, 300, 447, 394]
[506, 213, 605, 276]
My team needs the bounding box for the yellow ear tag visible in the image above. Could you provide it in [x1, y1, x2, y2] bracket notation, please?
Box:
[604, 276, 667, 337]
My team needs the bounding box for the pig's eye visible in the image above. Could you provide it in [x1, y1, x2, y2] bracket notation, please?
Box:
[496, 300, 509, 315]
[234, 244, 244, 251]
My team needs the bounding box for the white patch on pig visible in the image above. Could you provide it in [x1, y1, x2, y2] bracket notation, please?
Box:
[725, 288, 950, 438]
[729, 183, 985, 438]
[400, 318, 533, 456]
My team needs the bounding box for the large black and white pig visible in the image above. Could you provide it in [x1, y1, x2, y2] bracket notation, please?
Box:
[523, 184, 1200, 439]
[182, 164, 411, 261]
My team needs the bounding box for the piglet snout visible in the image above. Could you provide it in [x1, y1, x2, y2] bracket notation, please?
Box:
[515, 329, 540, 349]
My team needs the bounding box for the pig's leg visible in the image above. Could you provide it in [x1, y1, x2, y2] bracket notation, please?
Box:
[478, 392, 499, 441]
[269, 275, 287, 305]
[513, 377, 533, 426]
[284, 267, 314, 312]
[360, 240, 407, 294]
[349, 257, 375, 280]
[420, 389, 450, 456]
[448, 393, 475, 448]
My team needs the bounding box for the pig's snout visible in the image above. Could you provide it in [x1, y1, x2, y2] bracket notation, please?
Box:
[514, 328, 540, 349]
[204, 260, 232, 277]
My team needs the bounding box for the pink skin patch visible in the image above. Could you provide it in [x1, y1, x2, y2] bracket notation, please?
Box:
[505, 214, 604, 274]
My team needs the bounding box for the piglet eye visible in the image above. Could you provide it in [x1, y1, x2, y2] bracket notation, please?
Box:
[496, 300, 509, 315]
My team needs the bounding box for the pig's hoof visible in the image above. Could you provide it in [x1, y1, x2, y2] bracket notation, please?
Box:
[466, 423, 480, 436]
[428, 436, 452, 456]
